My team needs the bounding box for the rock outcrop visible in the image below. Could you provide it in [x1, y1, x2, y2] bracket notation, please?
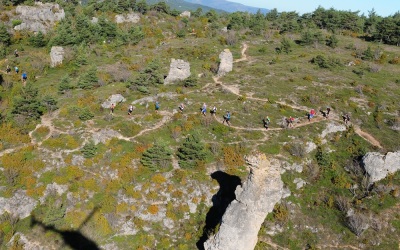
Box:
[362, 151, 400, 182]
[0, 190, 37, 219]
[204, 153, 283, 250]
[50, 46, 64, 67]
[115, 13, 140, 24]
[92, 129, 124, 145]
[217, 49, 233, 77]
[101, 94, 126, 109]
[164, 59, 191, 84]
[14, 2, 65, 33]
[180, 11, 191, 18]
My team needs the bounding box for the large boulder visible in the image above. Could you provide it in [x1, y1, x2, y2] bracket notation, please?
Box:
[164, 59, 191, 84]
[217, 49, 233, 77]
[50, 46, 64, 67]
[362, 151, 400, 182]
[115, 13, 140, 24]
[204, 153, 283, 250]
[180, 11, 191, 18]
[101, 94, 126, 109]
[14, 2, 65, 33]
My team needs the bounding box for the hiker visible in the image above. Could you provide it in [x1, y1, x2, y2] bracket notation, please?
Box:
[21, 72, 27, 83]
[320, 109, 327, 118]
[307, 113, 311, 122]
[6, 65, 11, 74]
[327, 107, 331, 116]
[343, 114, 350, 125]
[15, 66, 19, 74]
[310, 109, 316, 118]
[201, 103, 207, 116]
[178, 103, 185, 113]
[110, 103, 115, 114]
[14, 49, 19, 57]
[128, 105, 133, 115]
[263, 116, 270, 130]
[289, 116, 294, 128]
[210, 106, 217, 116]
[222, 111, 231, 126]
[155, 101, 160, 113]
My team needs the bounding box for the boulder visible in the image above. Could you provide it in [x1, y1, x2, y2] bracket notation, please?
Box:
[115, 13, 140, 24]
[321, 122, 346, 138]
[50, 46, 64, 67]
[217, 49, 233, 77]
[204, 153, 283, 250]
[164, 59, 191, 84]
[92, 129, 124, 145]
[101, 94, 126, 109]
[362, 151, 400, 182]
[180, 11, 191, 18]
[14, 2, 65, 33]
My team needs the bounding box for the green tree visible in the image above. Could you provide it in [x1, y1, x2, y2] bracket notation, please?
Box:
[140, 142, 172, 171]
[326, 34, 339, 48]
[11, 85, 44, 121]
[362, 46, 374, 61]
[42, 96, 58, 113]
[134, 0, 148, 15]
[280, 37, 293, 54]
[177, 133, 208, 169]
[130, 60, 163, 89]
[78, 66, 98, 89]
[28, 31, 47, 47]
[81, 140, 97, 158]
[58, 74, 73, 94]
[0, 24, 11, 46]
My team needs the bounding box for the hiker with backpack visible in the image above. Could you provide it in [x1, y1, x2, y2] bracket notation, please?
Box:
[21, 72, 27, 83]
[15, 66, 19, 74]
[155, 101, 160, 113]
[210, 106, 217, 116]
[14, 49, 19, 57]
[263, 116, 270, 130]
[110, 103, 115, 115]
[6, 65, 11, 74]
[178, 103, 185, 113]
[222, 111, 231, 126]
[128, 105, 133, 115]
[342, 114, 350, 125]
[201, 103, 207, 116]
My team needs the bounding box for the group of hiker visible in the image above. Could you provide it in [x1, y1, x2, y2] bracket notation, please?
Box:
[109, 101, 353, 130]
[4, 49, 28, 84]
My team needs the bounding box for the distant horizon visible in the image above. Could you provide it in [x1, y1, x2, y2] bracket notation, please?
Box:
[226, 0, 400, 17]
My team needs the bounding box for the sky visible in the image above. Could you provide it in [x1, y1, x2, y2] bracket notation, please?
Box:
[227, 0, 400, 17]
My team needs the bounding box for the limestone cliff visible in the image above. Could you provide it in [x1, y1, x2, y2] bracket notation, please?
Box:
[204, 153, 283, 250]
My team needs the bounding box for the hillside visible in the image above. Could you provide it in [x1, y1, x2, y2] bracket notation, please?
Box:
[0, 1, 399, 250]
[184, 0, 269, 14]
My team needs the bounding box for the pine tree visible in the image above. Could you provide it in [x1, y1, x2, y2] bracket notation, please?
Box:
[177, 134, 208, 169]
[78, 66, 98, 89]
[0, 24, 11, 46]
[11, 85, 44, 121]
[58, 74, 73, 94]
[140, 143, 172, 171]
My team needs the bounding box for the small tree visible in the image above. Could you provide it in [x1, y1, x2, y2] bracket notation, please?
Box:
[326, 34, 339, 48]
[58, 74, 73, 94]
[130, 60, 163, 90]
[140, 142, 172, 171]
[81, 140, 97, 158]
[177, 133, 208, 169]
[78, 66, 98, 89]
[11, 85, 44, 121]
[29, 31, 47, 47]
[0, 24, 11, 46]
[280, 37, 293, 54]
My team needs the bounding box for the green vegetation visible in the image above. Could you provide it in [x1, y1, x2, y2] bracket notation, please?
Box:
[0, 1, 399, 249]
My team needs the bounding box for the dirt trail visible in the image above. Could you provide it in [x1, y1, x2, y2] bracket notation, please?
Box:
[234, 43, 248, 63]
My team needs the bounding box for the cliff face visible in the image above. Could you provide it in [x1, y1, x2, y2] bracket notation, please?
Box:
[204, 154, 283, 250]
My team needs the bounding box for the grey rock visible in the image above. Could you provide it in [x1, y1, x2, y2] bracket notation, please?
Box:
[180, 11, 191, 18]
[92, 129, 123, 145]
[0, 190, 37, 219]
[321, 122, 346, 138]
[204, 154, 283, 250]
[72, 155, 85, 166]
[305, 141, 317, 153]
[293, 178, 307, 189]
[362, 151, 400, 182]
[101, 94, 126, 109]
[14, 2, 65, 33]
[217, 49, 233, 77]
[39, 183, 68, 203]
[50, 46, 64, 67]
[115, 13, 140, 24]
[91, 17, 98, 24]
[164, 59, 191, 84]
[221, 27, 228, 33]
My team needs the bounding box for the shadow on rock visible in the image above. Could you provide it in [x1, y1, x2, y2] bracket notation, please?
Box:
[31, 208, 100, 250]
[196, 171, 242, 250]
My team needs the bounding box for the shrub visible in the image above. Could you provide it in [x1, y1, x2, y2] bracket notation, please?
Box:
[182, 75, 198, 87]
[346, 213, 368, 237]
[58, 74, 73, 94]
[81, 141, 97, 158]
[28, 31, 47, 47]
[11, 19, 22, 28]
[283, 142, 306, 158]
[78, 108, 94, 121]
[77, 67, 99, 89]
[223, 146, 245, 169]
[311, 55, 342, 69]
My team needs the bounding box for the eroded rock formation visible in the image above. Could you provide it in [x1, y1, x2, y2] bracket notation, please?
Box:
[50, 46, 64, 67]
[217, 49, 233, 77]
[115, 13, 140, 24]
[164, 59, 191, 84]
[363, 151, 400, 182]
[101, 94, 126, 109]
[204, 153, 283, 250]
[14, 2, 65, 33]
